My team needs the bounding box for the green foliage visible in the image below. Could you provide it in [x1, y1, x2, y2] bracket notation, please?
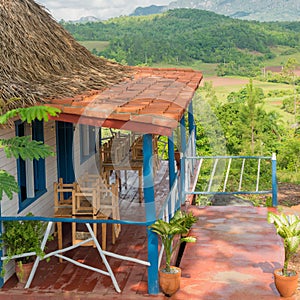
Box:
[170, 210, 198, 230]
[277, 133, 300, 173]
[0, 213, 48, 264]
[0, 106, 60, 124]
[194, 79, 296, 191]
[0, 105, 60, 200]
[282, 96, 300, 114]
[258, 58, 300, 85]
[149, 210, 197, 272]
[62, 9, 300, 76]
[213, 81, 285, 156]
[0, 171, 19, 201]
[193, 93, 226, 156]
[268, 212, 300, 276]
[0, 213, 53, 278]
[1, 136, 54, 160]
[195, 195, 212, 206]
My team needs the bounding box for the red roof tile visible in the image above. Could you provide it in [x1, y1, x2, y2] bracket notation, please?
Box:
[48, 67, 203, 136]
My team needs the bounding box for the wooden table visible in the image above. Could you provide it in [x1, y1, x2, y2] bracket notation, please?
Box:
[102, 160, 143, 203]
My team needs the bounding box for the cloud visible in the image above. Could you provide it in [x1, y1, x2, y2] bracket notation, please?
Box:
[37, 0, 170, 21]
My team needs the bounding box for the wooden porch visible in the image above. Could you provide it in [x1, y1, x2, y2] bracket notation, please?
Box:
[0, 161, 172, 299]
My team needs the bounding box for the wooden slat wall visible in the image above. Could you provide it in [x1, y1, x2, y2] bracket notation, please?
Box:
[0, 121, 100, 282]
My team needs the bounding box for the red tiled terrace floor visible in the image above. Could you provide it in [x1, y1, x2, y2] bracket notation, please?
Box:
[0, 206, 294, 300]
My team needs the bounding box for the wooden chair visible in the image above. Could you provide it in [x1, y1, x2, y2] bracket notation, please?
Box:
[131, 136, 143, 161]
[72, 185, 101, 247]
[72, 177, 121, 250]
[98, 181, 121, 245]
[101, 139, 123, 165]
[53, 178, 77, 261]
[113, 132, 130, 161]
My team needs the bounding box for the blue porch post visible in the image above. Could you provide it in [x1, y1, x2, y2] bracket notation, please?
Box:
[180, 115, 187, 154]
[180, 115, 187, 207]
[143, 134, 159, 294]
[272, 153, 278, 207]
[188, 100, 196, 159]
[188, 101, 195, 135]
[0, 205, 3, 288]
[168, 133, 176, 219]
[168, 132, 176, 190]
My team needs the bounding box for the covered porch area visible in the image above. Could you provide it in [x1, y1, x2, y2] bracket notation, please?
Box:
[0, 64, 203, 295]
[0, 206, 286, 299]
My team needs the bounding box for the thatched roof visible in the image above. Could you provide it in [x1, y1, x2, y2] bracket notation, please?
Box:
[0, 0, 130, 113]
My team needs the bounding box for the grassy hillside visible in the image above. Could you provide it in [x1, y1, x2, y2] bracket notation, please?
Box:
[62, 9, 300, 77]
[207, 78, 296, 123]
[78, 41, 109, 52]
[266, 46, 300, 66]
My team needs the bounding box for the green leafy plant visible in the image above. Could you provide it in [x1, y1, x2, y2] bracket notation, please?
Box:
[0, 105, 60, 200]
[170, 210, 198, 231]
[0, 213, 53, 277]
[268, 212, 300, 276]
[196, 195, 212, 206]
[149, 210, 197, 273]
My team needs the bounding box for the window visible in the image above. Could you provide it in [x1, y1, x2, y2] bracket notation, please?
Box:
[15, 120, 46, 211]
[80, 124, 96, 164]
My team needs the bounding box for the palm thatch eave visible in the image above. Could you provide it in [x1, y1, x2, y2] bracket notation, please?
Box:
[0, 0, 131, 114]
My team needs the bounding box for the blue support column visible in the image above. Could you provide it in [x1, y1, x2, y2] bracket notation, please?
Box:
[168, 133, 176, 219]
[188, 100, 196, 158]
[188, 101, 195, 135]
[0, 204, 3, 288]
[168, 133, 176, 190]
[272, 153, 278, 207]
[180, 115, 187, 207]
[143, 134, 159, 294]
[98, 127, 102, 148]
[180, 115, 187, 154]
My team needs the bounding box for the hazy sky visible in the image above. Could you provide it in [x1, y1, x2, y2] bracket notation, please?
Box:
[37, 0, 171, 21]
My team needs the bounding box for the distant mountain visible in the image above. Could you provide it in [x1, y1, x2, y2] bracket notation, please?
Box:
[130, 5, 167, 16]
[130, 0, 300, 21]
[69, 16, 100, 24]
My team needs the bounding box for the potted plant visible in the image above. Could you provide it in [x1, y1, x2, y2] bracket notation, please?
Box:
[170, 210, 197, 236]
[268, 211, 300, 297]
[0, 213, 51, 283]
[149, 210, 197, 296]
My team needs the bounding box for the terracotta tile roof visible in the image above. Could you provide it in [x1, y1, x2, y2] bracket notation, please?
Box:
[47, 67, 203, 136]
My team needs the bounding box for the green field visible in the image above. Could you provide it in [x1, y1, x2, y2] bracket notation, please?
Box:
[265, 46, 300, 66]
[79, 41, 109, 52]
[151, 62, 217, 76]
[203, 77, 296, 124]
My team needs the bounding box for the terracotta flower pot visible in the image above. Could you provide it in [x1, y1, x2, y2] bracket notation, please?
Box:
[15, 261, 34, 284]
[159, 266, 181, 296]
[274, 268, 298, 298]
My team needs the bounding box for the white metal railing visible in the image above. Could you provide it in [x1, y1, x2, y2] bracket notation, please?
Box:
[183, 154, 278, 206]
[0, 218, 150, 292]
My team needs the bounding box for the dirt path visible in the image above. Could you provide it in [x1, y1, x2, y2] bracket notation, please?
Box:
[277, 182, 300, 207]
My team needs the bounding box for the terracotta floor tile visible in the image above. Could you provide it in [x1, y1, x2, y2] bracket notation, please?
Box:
[0, 206, 290, 300]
